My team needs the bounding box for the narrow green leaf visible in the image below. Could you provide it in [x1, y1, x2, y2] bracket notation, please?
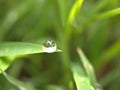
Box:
[67, 0, 83, 25]
[0, 42, 61, 57]
[84, 0, 110, 26]
[0, 42, 61, 73]
[77, 48, 97, 89]
[71, 63, 91, 90]
[0, 56, 16, 73]
[96, 8, 120, 20]
[95, 41, 120, 70]
[65, 0, 83, 40]
[0, 59, 10, 74]
[0, 69, 35, 90]
[101, 41, 120, 62]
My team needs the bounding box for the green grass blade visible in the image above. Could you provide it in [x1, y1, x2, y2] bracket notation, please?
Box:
[84, 0, 110, 26]
[0, 57, 15, 74]
[0, 42, 61, 73]
[0, 42, 61, 57]
[96, 8, 120, 20]
[0, 70, 35, 90]
[65, 0, 83, 40]
[77, 48, 97, 89]
[67, 0, 83, 25]
[95, 41, 120, 70]
[71, 63, 91, 90]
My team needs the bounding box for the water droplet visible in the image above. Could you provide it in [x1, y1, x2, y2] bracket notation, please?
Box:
[42, 40, 57, 53]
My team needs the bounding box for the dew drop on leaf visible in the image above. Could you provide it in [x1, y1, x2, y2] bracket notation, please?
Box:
[42, 40, 57, 53]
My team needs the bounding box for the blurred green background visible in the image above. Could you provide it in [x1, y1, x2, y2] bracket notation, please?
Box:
[0, 0, 120, 90]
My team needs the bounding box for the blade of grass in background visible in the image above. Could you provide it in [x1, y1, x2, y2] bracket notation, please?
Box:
[0, 69, 36, 90]
[83, 0, 110, 26]
[0, 57, 15, 74]
[84, 0, 120, 27]
[96, 8, 120, 20]
[71, 63, 91, 90]
[77, 48, 97, 89]
[53, 1, 83, 89]
[65, 0, 83, 41]
[87, 24, 109, 62]
[95, 41, 120, 71]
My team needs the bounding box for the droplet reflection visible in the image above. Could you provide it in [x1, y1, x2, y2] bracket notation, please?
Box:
[42, 40, 57, 53]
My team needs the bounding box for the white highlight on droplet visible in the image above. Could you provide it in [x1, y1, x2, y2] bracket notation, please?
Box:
[42, 40, 57, 53]
[43, 45, 57, 53]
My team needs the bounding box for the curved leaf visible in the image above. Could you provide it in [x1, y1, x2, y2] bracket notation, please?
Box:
[0, 42, 61, 73]
[96, 8, 120, 20]
[65, 0, 83, 40]
[0, 70, 36, 90]
[77, 48, 97, 89]
[71, 63, 91, 90]
[0, 57, 14, 74]
[0, 42, 61, 57]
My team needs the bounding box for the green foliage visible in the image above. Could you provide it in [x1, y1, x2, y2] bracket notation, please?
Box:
[0, 70, 36, 90]
[96, 8, 120, 19]
[72, 48, 97, 90]
[72, 63, 91, 90]
[77, 48, 96, 89]
[0, 42, 61, 57]
[0, 42, 61, 73]
[0, 0, 120, 90]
